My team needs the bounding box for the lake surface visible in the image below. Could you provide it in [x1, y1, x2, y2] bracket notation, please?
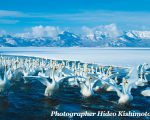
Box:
[0, 47, 150, 120]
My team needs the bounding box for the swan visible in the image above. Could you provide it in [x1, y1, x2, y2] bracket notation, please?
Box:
[37, 65, 81, 96]
[6, 66, 13, 80]
[101, 74, 120, 92]
[102, 77, 137, 105]
[138, 63, 149, 76]
[77, 77, 95, 98]
[59, 63, 75, 77]
[137, 64, 143, 78]
[135, 70, 148, 87]
[0, 68, 11, 95]
[38, 75, 81, 96]
[91, 78, 103, 92]
[106, 66, 113, 77]
[141, 87, 150, 97]
[22, 67, 37, 83]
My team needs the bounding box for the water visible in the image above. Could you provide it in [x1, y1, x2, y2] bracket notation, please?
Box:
[0, 47, 150, 120]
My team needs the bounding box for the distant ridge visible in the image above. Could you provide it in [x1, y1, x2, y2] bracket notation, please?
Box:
[1, 30, 150, 47]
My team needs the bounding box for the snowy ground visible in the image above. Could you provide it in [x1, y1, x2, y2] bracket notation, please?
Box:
[0, 47, 150, 67]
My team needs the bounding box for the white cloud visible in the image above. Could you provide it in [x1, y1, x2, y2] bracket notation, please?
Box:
[31, 25, 45, 37]
[93, 24, 119, 38]
[31, 25, 60, 38]
[81, 26, 94, 39]
[81, 24, 120, 39]
[15, 25, 61, 39]
[15, 24, 120, 39]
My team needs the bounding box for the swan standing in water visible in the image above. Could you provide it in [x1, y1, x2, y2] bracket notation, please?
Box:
[0, 66, 11, 95]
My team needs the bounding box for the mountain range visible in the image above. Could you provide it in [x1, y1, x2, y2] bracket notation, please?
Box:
[1, 30, 150, 47]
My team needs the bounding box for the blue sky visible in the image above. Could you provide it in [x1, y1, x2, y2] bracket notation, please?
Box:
[0, 0, 150, 33]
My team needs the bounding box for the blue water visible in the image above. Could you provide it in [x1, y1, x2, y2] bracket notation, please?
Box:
[0, 47, 150, 120]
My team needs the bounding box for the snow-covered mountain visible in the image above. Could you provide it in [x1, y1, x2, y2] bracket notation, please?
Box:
[1, 30, 150, 47]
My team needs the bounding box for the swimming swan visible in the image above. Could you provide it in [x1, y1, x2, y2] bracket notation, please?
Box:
[102, 78, 137, 105]
[0, 68, 11, 95]
[38, 75, 81, 96]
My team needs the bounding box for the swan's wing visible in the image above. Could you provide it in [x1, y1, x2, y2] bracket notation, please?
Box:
[59, 75, 85, 83]
[38, 73, 49, 78]
[126, 82, 137, 94]
[6, 68, 11, 75]
[101, 80, 122, 97]
[3, 71, 8, 82]
[37, 76, 51, 86]
[92, 79, 103, 89]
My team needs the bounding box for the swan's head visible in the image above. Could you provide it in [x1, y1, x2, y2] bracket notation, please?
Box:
[95, 67, 98, 71]
[5, 64, 8, 70]
[54, 66, 58, 71]
[78, 63, 81, 68]
[72, 63, 76, 68]
[83, 63, 88, 68]
[109, 66, 113, 71]
[62, 61, 65, 66]
[114, 76, 118, 83]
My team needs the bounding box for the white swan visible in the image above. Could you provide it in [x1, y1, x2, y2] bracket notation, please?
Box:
[141, 87, 150, 97]
[102, 78, 137, 105]
[91, 78, 103, 92]
[37, 65, 80, 96]
[6, 67, 13, 80]
[38, 75, 81, 96]
[78, 77, 94, 98]
[135, 71, 148, 87]
[0, 68, 11, 95]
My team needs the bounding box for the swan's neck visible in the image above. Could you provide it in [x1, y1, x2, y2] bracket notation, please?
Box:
[87, 77, 92, 91]
[52, 68, 57, 83]
[122, 82, 127, 94]
[4, 70, 8, 83]
[144, 73, 147, 81]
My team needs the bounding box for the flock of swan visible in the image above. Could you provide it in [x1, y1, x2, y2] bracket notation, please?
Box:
[0, 55, 150, 105]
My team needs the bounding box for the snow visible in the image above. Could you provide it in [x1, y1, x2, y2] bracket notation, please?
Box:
[5, 38, 17, 45]
[127, 31, 150, 39]
[0, 47, 150, 67]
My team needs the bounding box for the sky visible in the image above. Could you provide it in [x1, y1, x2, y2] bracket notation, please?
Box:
[0, 0, 150, 34]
